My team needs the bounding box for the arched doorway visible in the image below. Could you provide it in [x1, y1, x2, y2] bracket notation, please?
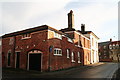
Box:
[27, 50, 42, 71]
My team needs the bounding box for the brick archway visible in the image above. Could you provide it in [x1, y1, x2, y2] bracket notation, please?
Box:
[27, 50, 43, 71]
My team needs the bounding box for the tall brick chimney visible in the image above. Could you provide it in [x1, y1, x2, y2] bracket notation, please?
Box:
[68, 10, 74, 29]
[81, 24, 85, 32]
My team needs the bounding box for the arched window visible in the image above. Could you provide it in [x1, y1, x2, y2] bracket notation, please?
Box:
[71, 52, 75, 62]
[113, 44, 115, 49]
[67, 49, 70, 58]
[109, 45, 112, 49]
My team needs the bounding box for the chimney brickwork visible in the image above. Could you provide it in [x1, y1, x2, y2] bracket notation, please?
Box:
[81, 24, 85, 32]
[68, 10, 74, 29]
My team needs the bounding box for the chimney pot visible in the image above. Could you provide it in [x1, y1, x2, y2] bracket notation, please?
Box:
[81, 24, 85, 32]
[70, 10, 73, 13]
[110, 38, 112, 42]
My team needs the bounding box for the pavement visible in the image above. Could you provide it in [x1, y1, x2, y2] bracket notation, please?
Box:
[87, 62, 105, 67]
[2, 62, 106, 79]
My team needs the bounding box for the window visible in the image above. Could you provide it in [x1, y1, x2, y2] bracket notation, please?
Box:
[84, 38, 85, 47]
[99, 52, 101, 56]
[88, 53, 90, 61]
[96, 41, 98, 48]
[54, 48, 62, 56]
[104, 56, 107, 59]
[7, 53, 11, 66]
[104, 46, 106, 49]
[67, 49, 70, 58]
[98, 46, 101, 49]
[109, 45, 112, 49]
[116, 44, 119, 48]
[113, 44, 115, 49]
[9, 37, 14, 45]
[104, 51, 106, 53]
[92, 38, 94, 46]
[22, 33, 31, 39]
[67, 37, 73, 43]
[78, 52, 81, 63]
[71, 52, 75, 62]
[104, 53, 106, 55]
[0, 40, 1, 46]
[87, 40, 89, 48]
[78, 35, 81, 46]
[54, 32, 62, 39]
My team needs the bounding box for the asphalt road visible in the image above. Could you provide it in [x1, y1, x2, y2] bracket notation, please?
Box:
[64, 62, 119, 78]
[2, 62, 120, 79]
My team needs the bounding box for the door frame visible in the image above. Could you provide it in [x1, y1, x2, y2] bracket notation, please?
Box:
[15, 51, 21, 68]
[7, 50, 11, 67]
[27, 50, 43, 72]
[7, 53, 11, 67]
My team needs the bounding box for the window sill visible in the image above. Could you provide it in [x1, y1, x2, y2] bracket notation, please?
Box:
[54, 54, 62, 56]
[21, 37, 31, 40]
[78, 61, 81, 63]
[72, 60, 75, 63]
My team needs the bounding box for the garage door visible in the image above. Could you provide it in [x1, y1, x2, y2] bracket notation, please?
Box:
[29, 54, 41, 71]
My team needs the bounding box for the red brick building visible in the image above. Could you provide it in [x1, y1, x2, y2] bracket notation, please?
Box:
[2, 10, 97, 72]
[98, 39, 120, 62]
[109, 40, 120, 62]
[98, 39, 112, 62]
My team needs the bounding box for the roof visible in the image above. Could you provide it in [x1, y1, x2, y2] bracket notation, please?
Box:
[99, 40, 120, 46]
[59, 28, 75, 32]
[110, 41, 120, 45]
[78, 31, 99, 39]
[98, 41, 111, 46]
[2, 25, 64, 38]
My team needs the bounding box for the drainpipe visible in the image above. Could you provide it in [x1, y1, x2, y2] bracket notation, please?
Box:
[48, 45, 53, 71]
[48, 47, 51, 71]
[13, 36, 16, 68]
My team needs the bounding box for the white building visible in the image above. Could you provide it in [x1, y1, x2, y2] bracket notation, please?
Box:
[80, 24, 99, 64]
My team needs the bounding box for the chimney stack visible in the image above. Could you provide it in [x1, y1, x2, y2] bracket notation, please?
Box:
[110, 38, 112, 42]
[81, 24, 85, 32]
[68, 10, 74, 29]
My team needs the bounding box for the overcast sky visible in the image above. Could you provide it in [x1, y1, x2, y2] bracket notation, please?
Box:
[0, 0, 119, 42]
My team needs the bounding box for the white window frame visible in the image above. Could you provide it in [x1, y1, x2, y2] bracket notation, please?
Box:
[109, 45, 112, 49]
[116, 44, 119, 48]
[54, 32, 62, 40]
[54, 48, 62, 56]
[78, 52, 81, 63]
[113, 44, 115, 49]
[67, 49, 70, 58]
[22, 33, 31, 39]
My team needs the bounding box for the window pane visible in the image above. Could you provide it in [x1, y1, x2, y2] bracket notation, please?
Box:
[54, 50, 56, 54]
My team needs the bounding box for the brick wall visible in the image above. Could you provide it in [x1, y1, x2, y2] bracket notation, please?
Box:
[2, 26, 91, 71]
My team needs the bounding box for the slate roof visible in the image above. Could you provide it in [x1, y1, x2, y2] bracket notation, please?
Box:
[98, 41, 111, 46]
[2, 25, 64, 38]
